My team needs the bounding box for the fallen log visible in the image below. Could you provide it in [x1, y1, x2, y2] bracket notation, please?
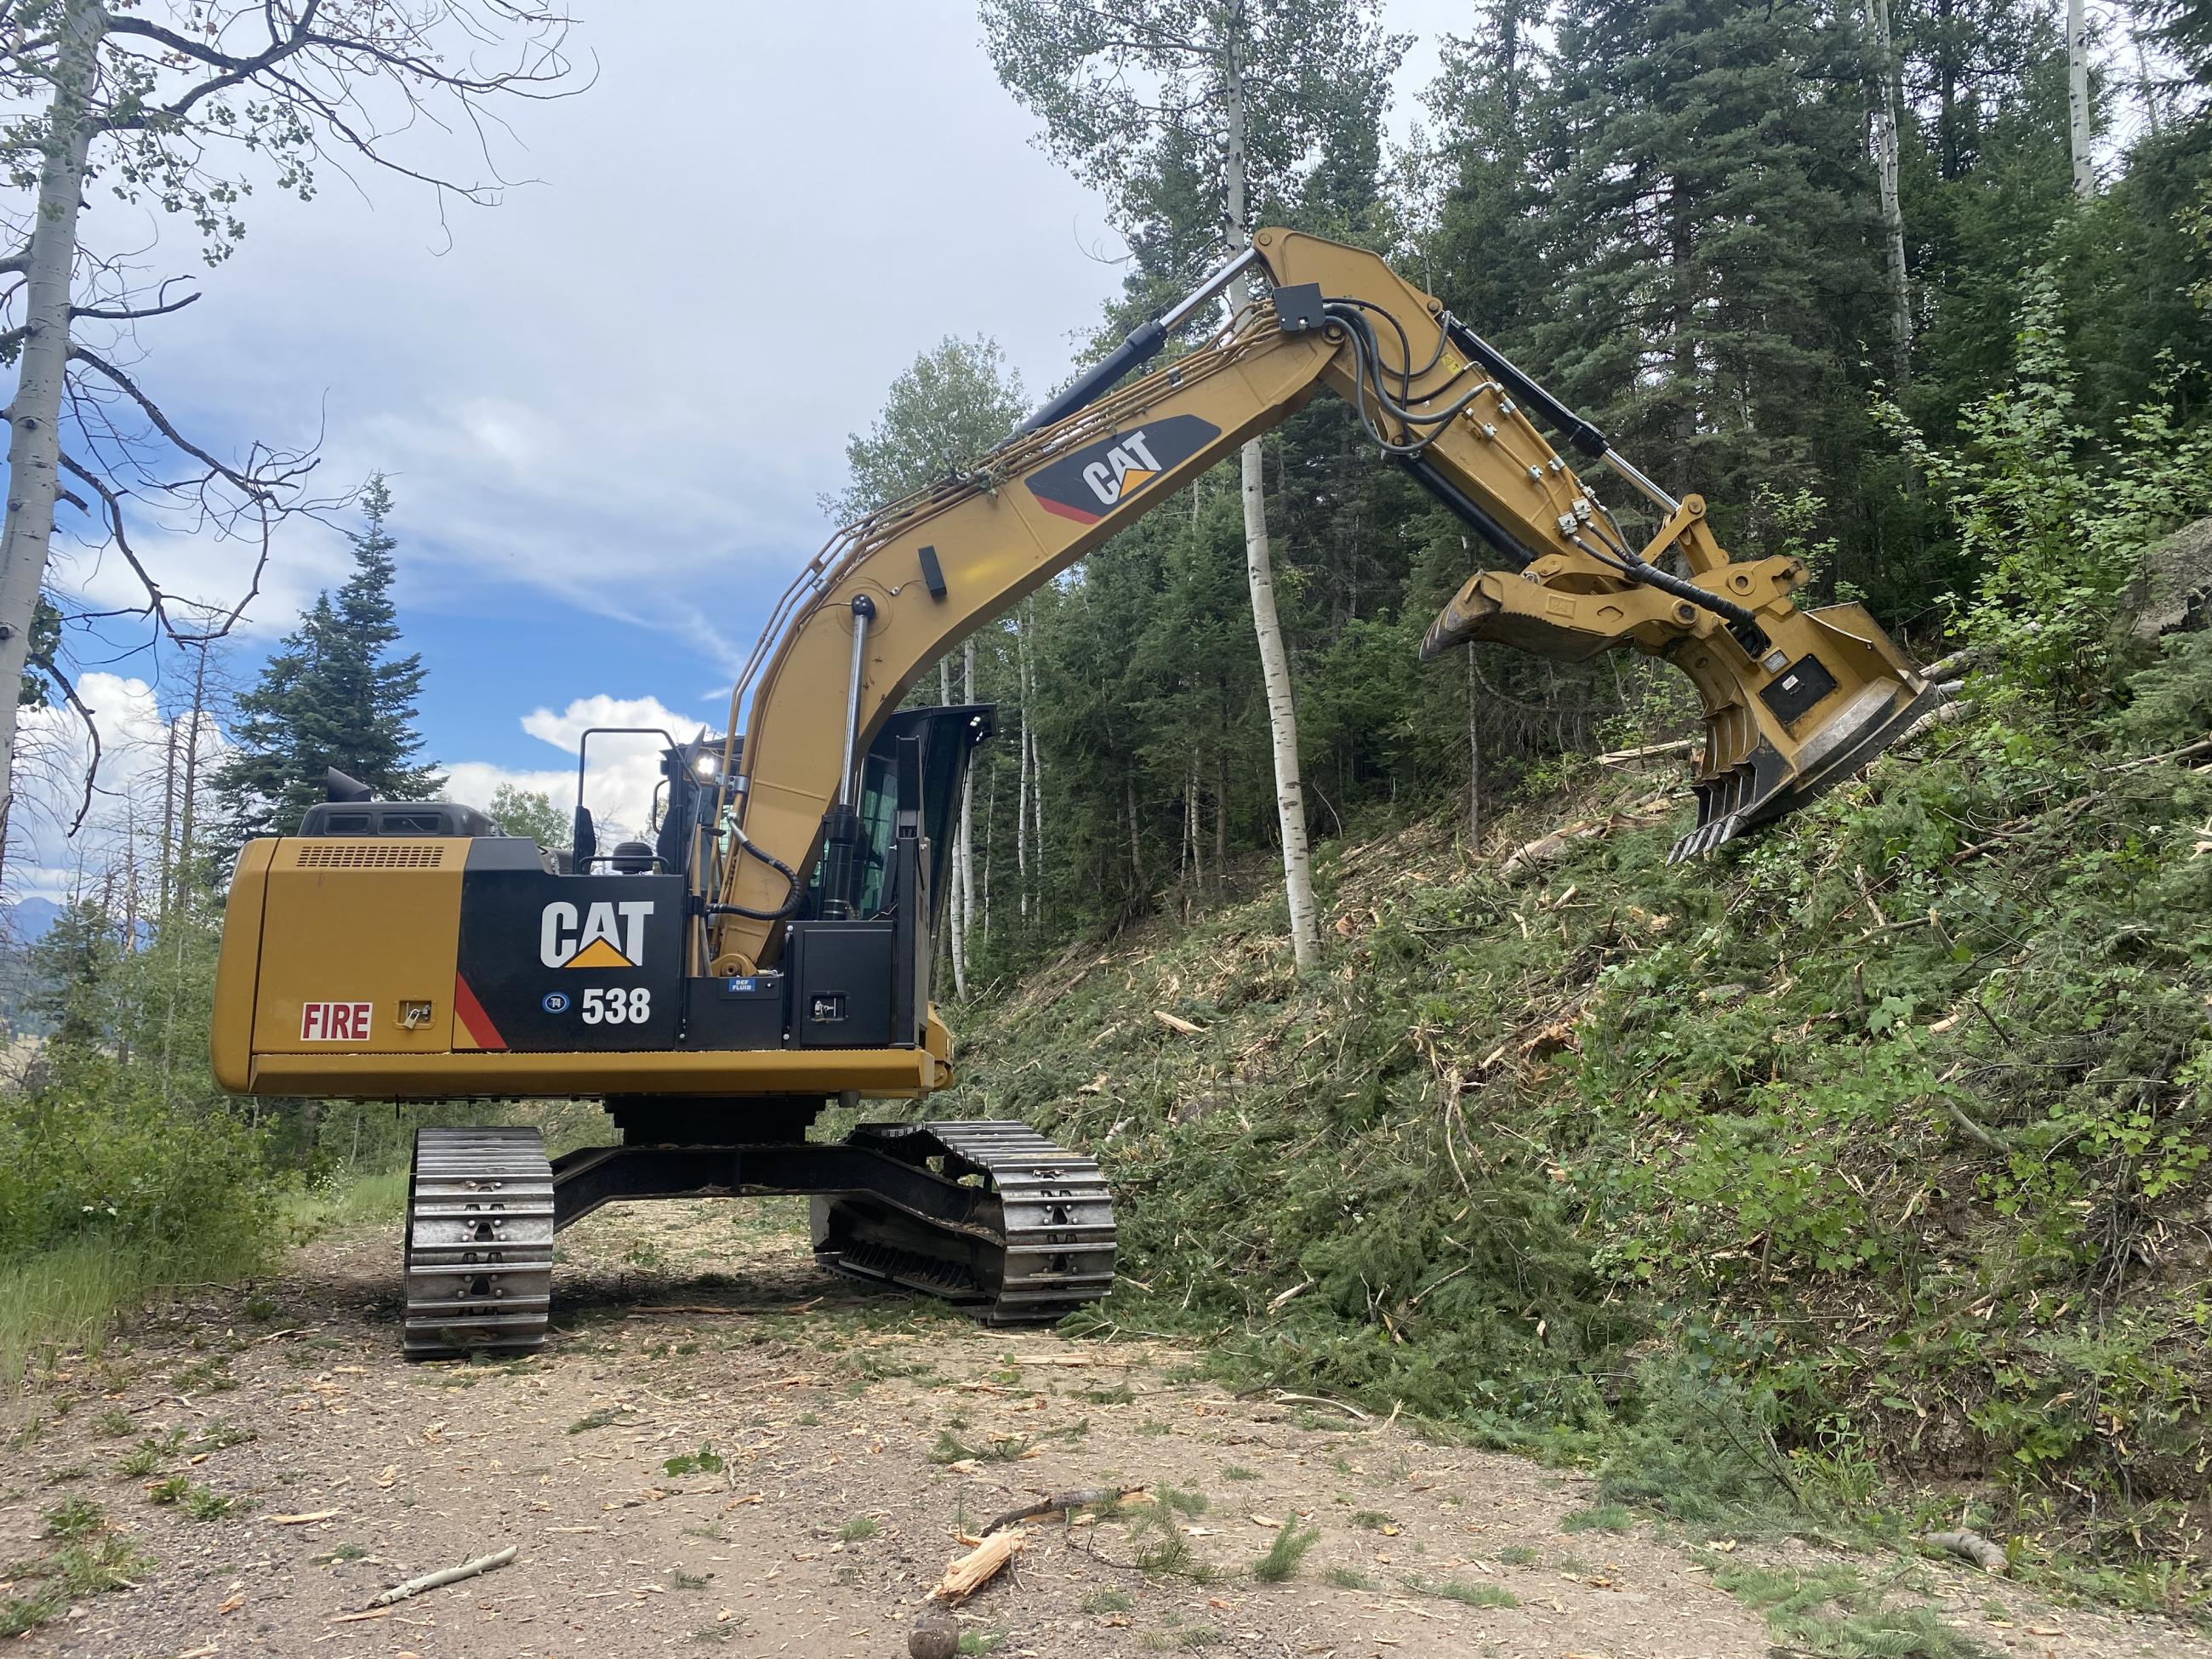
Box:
[1923, 1529, 2007, 1574]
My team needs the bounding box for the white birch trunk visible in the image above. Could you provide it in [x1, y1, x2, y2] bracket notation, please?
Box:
[958, 638, 977, 942]
[939, 657, 966, 998]
[1014, 611, 1031, 920]
[0, 1, 104, 839]
[1223, 29, 1320, 973]
[1867, 0, 1913, 382]
[2067, 0, 2094, 198]
[979, 743, 995, 941]
[1022, 600, 1044, 900]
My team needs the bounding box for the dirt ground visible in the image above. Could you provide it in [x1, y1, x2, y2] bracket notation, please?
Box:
[1, 1199, 2203, 1659]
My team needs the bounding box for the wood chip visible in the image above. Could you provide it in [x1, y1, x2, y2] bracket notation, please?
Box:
[325, 1609, 392, 1625]
[267, 1508, 342, 1525]
[1153, 1009, 1206, 1035]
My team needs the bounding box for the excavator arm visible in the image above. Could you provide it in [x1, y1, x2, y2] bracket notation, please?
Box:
[707, 229, 1930, 973]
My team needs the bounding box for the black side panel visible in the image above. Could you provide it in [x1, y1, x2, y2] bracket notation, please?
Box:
[683, 972, 787, 1050]
[1759, 654, 1841, 728]
[787, 922, 895, 1047]
[455, 845, 684, 1051]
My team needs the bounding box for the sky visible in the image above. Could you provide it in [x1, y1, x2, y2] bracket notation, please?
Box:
[10, 0, 1468, 897]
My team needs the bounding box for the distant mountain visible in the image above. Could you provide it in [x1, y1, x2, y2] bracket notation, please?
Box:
[1, 898, 61, 944]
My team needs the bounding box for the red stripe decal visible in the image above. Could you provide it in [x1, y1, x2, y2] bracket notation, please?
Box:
[1034, 495, 1103, 525]
[453, 974, 508, 1051]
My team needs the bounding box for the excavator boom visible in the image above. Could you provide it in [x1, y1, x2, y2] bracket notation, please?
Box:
[708, 229, 1929, 972]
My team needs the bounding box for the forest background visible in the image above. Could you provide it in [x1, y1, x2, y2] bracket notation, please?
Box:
[2, 0, 2210, 1611]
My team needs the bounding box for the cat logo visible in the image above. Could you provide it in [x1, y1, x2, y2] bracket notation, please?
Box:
[1026, 413, 1221, 526]
[1080, 430, 1162, 509]
[539, 899, 653, 970]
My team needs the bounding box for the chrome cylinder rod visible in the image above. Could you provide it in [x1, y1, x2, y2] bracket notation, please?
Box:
[837, 593, 876, 807]
[1599, 448, 1683, 517]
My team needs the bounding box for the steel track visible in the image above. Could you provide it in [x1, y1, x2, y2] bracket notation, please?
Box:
[402, 1126, 556, 1359]
[810, 1120, 1118, 1325]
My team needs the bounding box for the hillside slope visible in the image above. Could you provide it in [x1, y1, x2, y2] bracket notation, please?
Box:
[932, 641, 2212, 1603]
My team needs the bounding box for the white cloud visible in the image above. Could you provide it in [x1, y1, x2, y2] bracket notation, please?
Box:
[8, 671, 226, 904]
[439, 693, 715, 847]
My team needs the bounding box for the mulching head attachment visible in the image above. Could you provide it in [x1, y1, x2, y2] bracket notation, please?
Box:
[1423, 568, 1934, 863]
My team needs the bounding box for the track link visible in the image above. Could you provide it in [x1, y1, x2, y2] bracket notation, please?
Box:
[402, 1126, 555, 1360]
[812, 1120, 1116, 1325]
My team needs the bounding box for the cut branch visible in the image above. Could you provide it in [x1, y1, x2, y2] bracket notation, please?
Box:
[978, 1486, 1145, 1538]
[367, 1545, 517, 1608]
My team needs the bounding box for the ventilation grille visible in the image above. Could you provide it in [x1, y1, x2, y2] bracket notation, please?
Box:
[290, 842, 448, 870]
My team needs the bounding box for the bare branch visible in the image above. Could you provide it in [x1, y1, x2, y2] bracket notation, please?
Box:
[72, 288, 201, 325]
[31, 653, 102, 837]
[68, 345, 272, 497]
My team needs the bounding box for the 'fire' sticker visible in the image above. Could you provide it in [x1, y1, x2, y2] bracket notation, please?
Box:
[300, 1001, 373, 1041]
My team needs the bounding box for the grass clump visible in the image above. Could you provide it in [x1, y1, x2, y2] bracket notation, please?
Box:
[1252, 1521, 1320, 1583]
[1, 1492, 147, 1636]
[1324, 1565, 1372, 1589]
[1561, 1503, 1633, 1534]
[835, 1516, 879, 1542]
[1405, 1575, 1518, 1608]
[181, 1485, 247, 1520]
[43, 1496, 105, 1539]
[1081, 1588, 1136, 1613]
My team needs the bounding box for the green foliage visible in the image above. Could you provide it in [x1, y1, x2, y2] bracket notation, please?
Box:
[486, 784, 570, 850]
[1251, 1521, 1320, 1582]
[942, 321, 2212, 1580]
[824, 336, 1027, 522]
[1404, 1576, 1517, 1608]
[1713, 1561, 1997, 1658]
[661, 1445, 725, 1477]
[1883, 276, 2212, 705]
[180, 1485, 246, 1521]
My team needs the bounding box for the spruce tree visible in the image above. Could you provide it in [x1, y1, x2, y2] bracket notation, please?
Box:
[1537, 1, 1888, 550]
[214, 476, 442, 857]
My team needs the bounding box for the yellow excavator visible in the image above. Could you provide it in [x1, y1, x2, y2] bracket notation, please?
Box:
[211, 231, 1931, 1356]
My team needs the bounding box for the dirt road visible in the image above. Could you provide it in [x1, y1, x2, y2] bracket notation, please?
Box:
[0, 1200, 2197, 1658]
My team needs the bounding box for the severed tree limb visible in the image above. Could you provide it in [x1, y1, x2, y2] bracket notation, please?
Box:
[978, 1485, 1146, 1538]
[1922, 1529, 2007, 1573]
[929, 1529, 1023, 1604]
[367, 1545, 517, 1608]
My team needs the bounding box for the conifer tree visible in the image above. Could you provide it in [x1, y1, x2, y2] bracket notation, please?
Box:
[214, 477, 442, 858]
[1538, 0, 1887, 530]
